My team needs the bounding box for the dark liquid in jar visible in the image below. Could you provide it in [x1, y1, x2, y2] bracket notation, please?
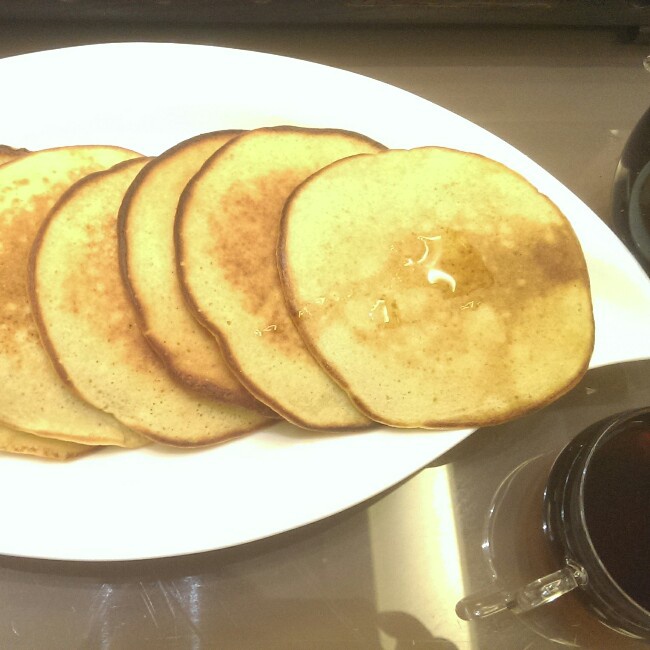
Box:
[583, 424, 650, 611]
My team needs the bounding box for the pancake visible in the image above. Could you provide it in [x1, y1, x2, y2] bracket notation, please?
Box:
[279, 147, 595, 428]
[0, 423, 95, 461]
[176, 126, 384, 430]
[30, 159, 273, 447]
[0, 146, 147, 447]
[0, 144, 30, 166]
[119, 130, 269, 413]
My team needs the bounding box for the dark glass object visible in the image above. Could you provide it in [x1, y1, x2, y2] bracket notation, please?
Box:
[544, 407, 650, 640]
[612, 106, 650, 275]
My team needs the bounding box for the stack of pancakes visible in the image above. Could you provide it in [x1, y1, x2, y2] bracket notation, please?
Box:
[0, 126, 594, 460]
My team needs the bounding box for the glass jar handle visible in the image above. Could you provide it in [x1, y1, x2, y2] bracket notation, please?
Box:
[456, 561, 587, 620]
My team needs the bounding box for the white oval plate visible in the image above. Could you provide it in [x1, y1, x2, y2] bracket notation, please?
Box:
[1, 43, 649, 561]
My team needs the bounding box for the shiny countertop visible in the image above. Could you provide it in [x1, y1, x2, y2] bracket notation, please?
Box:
[0, 21, 649, 649]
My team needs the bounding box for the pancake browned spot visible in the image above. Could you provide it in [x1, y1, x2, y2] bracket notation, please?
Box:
[0, 144, 30, 166]
[0, 146, 147, 447]
[30, 159, 274, 447]
[119, 130, 271, 413]
[279, 146, 594, 428]
[176, 126, 385, 430]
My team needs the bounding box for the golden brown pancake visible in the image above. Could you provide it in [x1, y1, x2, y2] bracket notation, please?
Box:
[176, 126, 384, 430]
[0, 146, 147, 447]
[279, 147, 595, 428]
[0, 422, 95, 461]
[0, 144, 30, 166]
[119, 130, 269, 413]
[31, 159, 273, 447]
